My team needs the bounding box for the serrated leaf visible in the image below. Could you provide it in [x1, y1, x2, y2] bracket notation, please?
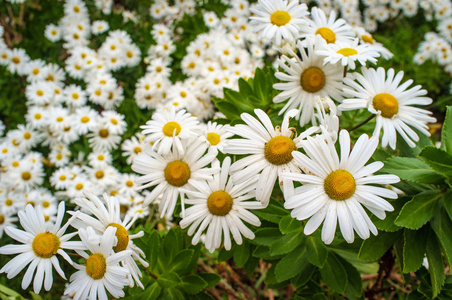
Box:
[441, 106, 452, 154]
[430, 209, 452, 267]
[251, 228, 282, 247]
[395, 190, 442, 229]
[279, 215, 302, 234]
[253, 68, 271, 107]
[403, 227, 429, 273]
[169, 249, 194, 273]
[305, 236, 328, 268]
[320, 253, 348, 294]
[275, 246, 307, 282]
[270, 230, 304, 256]
[234, 241, 250, 268]
[358, 230, 402, 261]
[382, 157, 444, 184]
[253, 204, 289, 224]
[157, 272, 181, 289]
[180, 275, 208, 295]
[198, 273, 221, 289]
[426, 233, 446, 298]
[212, 97, 241, 121]
[420, 146, 452, 177]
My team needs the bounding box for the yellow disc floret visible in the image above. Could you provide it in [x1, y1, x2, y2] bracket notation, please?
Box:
[337, 48, 358, 56]
[207, 190, 233, 216]
[207, 132, 221, 145]
[164, 160, 191, 187]
[372, 93, 399, 118]
[300, 67, 326, 93]
[85, 253, 107, 280]
[162, 121, 182, 137]
[107, 223, 129, 252]
[316, 27, 336, 44]
[264, 136, 297, 165]
[324, 169, 356, 201]
[270, 11, 291, 26]
[32, 232, 60, 258]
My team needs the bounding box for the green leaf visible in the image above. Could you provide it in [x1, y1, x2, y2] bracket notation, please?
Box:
[238, 78, 254, 98]
[430, 209, 452, 267]
[382, 157, 445, 184]
[135, 229, 159, 270]
[426, 233, 446, 298]
[270, 230, 304, 256]
[253, 203, 289, 224]
[275, 246, 308, 282]
[441, 106, 452, 154]
[320, 252, 348, 294]
[180, 275, 208, 295]
[335, 255, 363, 298]
[420, 146, 452, 177]
[371, 197, 404, 232]
[252, 245, 284, 260]
[279, 215, 303, 234]
[161, 288, 185, 299]
[198, 273, 221, 289]
[291, 262, 317, 289]
[146, 282, 162, 300]
[211, 97, 241, 121]
[251, 228, 282, 247]
[395, 190, 442, 229]
[169, 249, 194, 273]
[358, 230, 402, 261]
[157, 272, 181, 289]
[234, 241, 250, 268]
[442, 190, 452, 220]
[305, 236, 328, 268]
[244, 255, 259, 276]
[403, 227, 429, 273]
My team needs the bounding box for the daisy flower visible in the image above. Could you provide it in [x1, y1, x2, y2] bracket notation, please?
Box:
[315, 38, 380, 70]
[300, 7, 355, 45]
[339, 67, 437, 149]
[180, 157, 264, 252]
[224, 109, 318, 207]
[64, 227, 132, 300]
[70, 192, 148, 288]
[132, 137, 218, 218]
[0, 209, 17, 238]
[282, 130, 400, 244]
[273, 39, 344, 126]
[0, 202, 83, 293]
[200, 121, 233, 153]
[140, 107, 200, 155]
[249, 0, 309, 46]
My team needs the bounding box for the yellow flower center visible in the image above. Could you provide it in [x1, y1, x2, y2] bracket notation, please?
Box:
[80, 116, 89, 123]
[72, 93, 79, 99]
[164, 160, 190, 187]
[12, 57, 20, 64]
[264, 136, 297, 165]
[126, 180, 134, 187]
[95, 171, 104, 179]
[32, 68, 40, 75]
[110, 118, 118, 125]
[97, 155, 104, 161]
[56, 117, 64, 122]
[34, 113, 42, 120]
[361, 35, 374, 44]
[133, 147, 142, 154]
[42, 201, 50, 208]
[108, 223, 129, 252]
[337, 48, 358, 56]
[207, 190, 233, 216]
[300, 67, 326, 93]
[316, 27, 336, 44]
[162, 121, 181, 137]
[5, 199, 13, 206]
[12, 161, 19, 167]
[207, 132, 221, 145]
[32, 232, 60, 258]
[75, 183, 84, 190]
[22, 172, 31, 181]
[36, 90, 43, 96]
[85, 253, 107, 280]
[24, 132, 31, 139]
[372, 93, 399, 118]
[270, 11, 291, 26]
[56, 153, 63, 160]
[0, 215, 4, 224]
[324, 169, 356, 200]
[99, 129, 109, 138]
[59, 175, 66, 181]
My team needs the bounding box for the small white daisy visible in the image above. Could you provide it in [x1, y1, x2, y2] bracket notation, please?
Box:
[282, 130, 400, 244]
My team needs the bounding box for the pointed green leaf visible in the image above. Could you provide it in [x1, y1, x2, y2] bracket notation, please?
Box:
[270, 230, 304, 256]
[358, 230, 402, 261]
[169, 249, 194, 273]
[403, 227, 429, 273]
[180, 275, 208, 295]
[305, 236, 328, 268]
[252, 245, 283, 260]
[335, 255, 363, 298]
[234, 240, 250, 268]
[198, 273, 221, 289]
[382, 157, 445, 184]
[430, 209, 452, 267]
[420, 146, 452, 176]
[291, 262, 316, 289]
[426, 233, 446, 298]
[157, 272, 181, 289]
[238, 78, 254, 98]
[251, 228, 282, 247]
[275, 246, 308, 282]
[320, 252, 348, 294]
[279, 215, 303, 234]
[395, 190, 442, 229]
[253, 203, 289, 224]
[441, 106, 452, 154]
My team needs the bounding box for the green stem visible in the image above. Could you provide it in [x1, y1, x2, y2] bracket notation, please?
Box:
[348, 114, 376, 132]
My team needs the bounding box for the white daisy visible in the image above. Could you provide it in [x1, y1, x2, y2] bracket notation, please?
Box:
[180, 157, 264, 253]
[224, 109, 318, 207]
[339, 67, 437, 149]
[200, 121, 233, 153]
[70, 192, 148, 288]
[300, 7, 355, 45]
[64, 226, 132, 300]
[140, 107, 200, 155]
[273, 38, 344, 127]
[132, 137, 218, 218]
[0, 202, 83, 293]
[282, 130, 400, 244]
[249, 0, 309, 46]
